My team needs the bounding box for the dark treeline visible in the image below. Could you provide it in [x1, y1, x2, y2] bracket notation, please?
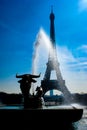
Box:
[44, 93, 87, 105]
[73, 93, 87, 105]
[0, 92, 87, 105]
[0, 92, 23, 105]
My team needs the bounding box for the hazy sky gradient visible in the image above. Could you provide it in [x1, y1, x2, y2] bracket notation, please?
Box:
[0, 0, 87, 94]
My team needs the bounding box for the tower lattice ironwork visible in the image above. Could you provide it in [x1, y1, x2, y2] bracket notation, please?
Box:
[41, 7, 72, 101]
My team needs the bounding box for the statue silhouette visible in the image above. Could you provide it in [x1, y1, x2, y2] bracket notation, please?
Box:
[16, 73, 41, 108]
[36, 86, 43, 98]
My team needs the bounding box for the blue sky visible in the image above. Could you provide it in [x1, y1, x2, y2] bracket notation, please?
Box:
[0, 0, 87, 94]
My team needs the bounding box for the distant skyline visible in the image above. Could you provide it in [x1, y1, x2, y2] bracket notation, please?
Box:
[0, 0, 87, 94]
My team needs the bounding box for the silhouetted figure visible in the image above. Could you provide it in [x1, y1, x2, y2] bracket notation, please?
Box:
[16, 73, 41, 108]
[35, 86, 44, 107]
[36, 86, 43, 98]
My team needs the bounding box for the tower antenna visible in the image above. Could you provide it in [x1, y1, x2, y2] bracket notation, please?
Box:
[51, 5, 53, 13]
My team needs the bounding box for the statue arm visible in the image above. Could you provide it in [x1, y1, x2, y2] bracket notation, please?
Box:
[30, 73, 41, 78]
[16, 73, 25, 78]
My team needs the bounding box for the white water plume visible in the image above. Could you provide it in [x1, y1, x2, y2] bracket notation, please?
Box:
[31, 27, 54, 94]
[32, 27, 53, 75]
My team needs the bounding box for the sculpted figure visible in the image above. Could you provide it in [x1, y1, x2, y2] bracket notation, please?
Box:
[16, 73, 41, 107]
[16, 73, 41, 95]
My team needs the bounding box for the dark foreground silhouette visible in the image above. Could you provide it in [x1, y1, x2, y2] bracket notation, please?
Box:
[0, 108, 83, 129]
[16, 73, 44, 108]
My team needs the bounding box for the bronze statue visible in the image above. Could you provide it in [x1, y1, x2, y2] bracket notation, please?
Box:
[16, 73, 41, 95]
[36, 86, 43, 98]
[16, 73, 41, 108]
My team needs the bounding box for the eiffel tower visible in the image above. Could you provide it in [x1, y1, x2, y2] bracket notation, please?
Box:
[41, 7, 72, 102]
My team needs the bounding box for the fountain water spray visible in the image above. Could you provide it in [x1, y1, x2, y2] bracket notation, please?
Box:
[31, 27, 54, 94]
[31, 28, 71, 101]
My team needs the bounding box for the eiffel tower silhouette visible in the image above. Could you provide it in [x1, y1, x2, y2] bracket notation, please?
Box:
[41, 7, 72, 102]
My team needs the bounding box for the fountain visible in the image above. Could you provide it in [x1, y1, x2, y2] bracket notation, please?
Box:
[0, 7, 83, 128]
[15, 8, 83, 123]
